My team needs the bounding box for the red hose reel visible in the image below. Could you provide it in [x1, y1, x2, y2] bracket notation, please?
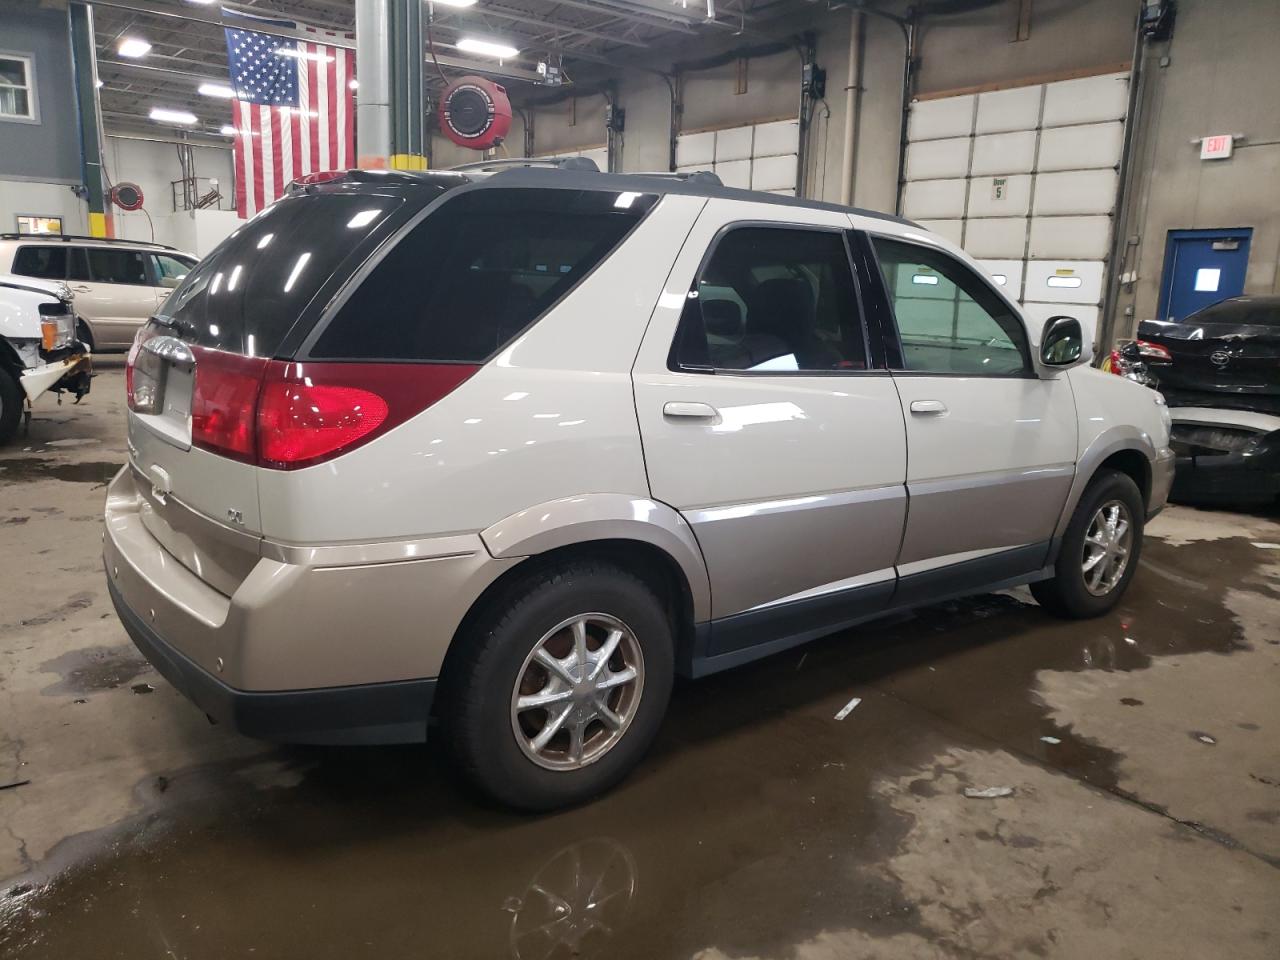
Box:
[438, 76, 513, 151]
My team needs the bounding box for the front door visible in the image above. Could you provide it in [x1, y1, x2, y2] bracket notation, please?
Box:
[864, 233, 1077, 601]
[1158, 228, 1252, 322]
[633, 199, 908, 659]
[71, 246, 160, 349]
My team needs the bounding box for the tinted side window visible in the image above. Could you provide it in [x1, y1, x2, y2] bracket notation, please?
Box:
[311, 188, 655, 362]
[672, 227, 867, 372]
[12, 246, 66, 280]
[86, 248, 149, 285]
[871, 237, 1030, 376]
[152, 254, 195, 285]
[67, 248, 90, 282]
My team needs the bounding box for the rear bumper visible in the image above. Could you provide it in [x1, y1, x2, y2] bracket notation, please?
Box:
[109, 574, 436, 744]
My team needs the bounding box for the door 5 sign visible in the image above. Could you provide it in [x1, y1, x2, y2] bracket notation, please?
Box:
[1200, 135, 1234, 160]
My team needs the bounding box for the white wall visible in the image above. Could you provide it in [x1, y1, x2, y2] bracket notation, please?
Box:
[104, 137, 235, 251]
[0, 179, 88, 236]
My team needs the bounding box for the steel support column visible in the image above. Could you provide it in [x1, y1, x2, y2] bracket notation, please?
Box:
[356, 0, 425, 170]
[68, 3, 111, 236]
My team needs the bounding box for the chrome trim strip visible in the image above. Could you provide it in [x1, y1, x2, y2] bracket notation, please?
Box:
[896, 545, 1024, 578]
[261, 533, 481, 568]
[745, 567, 896, 613]
[908, 463, 1075, 497]
[686, 484, 904, 525]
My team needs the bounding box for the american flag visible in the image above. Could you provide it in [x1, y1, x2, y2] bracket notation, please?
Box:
[224, 10, 354, 218]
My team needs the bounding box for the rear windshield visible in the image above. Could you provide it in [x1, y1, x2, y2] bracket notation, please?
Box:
[307, 187, 655, 362]
[1188, 297, 1280, 327]
[155, 190, 423, 356]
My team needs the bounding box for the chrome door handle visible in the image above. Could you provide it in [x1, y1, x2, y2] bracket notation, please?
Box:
[909, 400, 948, 415]
[70, 284, 92, 293]
[663, 401, 719, 420]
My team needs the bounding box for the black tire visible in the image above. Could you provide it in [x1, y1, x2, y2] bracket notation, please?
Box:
[443, 560, 674, 812]
[0, 366, 23, 447]
[1032, 469, 1145, 619]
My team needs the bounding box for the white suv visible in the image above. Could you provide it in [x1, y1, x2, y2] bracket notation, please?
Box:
[0, 234, 197, 351]
[104, 165, 1175, 809]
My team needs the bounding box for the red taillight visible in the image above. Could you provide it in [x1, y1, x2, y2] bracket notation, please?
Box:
[1133, 339, 1172, 362]
[190, 348, 269, 462]
[255, 362, 478, 469]
[190, 352, 479, 469]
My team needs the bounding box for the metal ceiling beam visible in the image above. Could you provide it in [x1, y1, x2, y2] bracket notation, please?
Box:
[90, 0, 355, 48]
[99, 58, 227, 84]
[433, 4, 649, 48]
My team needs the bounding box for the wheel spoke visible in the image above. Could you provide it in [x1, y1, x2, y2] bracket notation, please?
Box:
[595, 665, 637, 691]
[534, 647, 576, 685]
[596, 702, 623, 730]
[532, 703, 573, 752]
[572, 618, 588, 671]
[589, 629, 624, 680]
[517, 687, 573, 712]
[1083, 550, 1106, 572]
[1088, 560, 1107, 590]
[568, 719, 586, 763]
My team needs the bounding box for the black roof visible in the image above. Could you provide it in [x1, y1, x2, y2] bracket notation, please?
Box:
[304, 162, 917, 230]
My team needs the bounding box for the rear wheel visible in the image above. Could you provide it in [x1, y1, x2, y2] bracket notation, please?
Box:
[444, 560, 674, 811]
[0, 366, 23, 446]
[1032, 469, 1144, 618]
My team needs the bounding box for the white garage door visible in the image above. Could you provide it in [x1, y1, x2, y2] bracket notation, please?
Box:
[676, 118, 800, 196]
[902, 71, 1129, 346]
[537, 145, 609, 171]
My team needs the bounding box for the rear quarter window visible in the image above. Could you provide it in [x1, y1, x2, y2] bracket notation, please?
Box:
[307, 187, 655, 362]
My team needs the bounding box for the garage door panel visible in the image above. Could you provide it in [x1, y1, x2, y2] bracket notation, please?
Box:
[714, 158, 752, 189]
[976, 259, 1025, 297]
[715, 126, 754, 162]
[963, 218, 1028, 259]
[1037, 122, 1124, 171]
[676, 131, 715, 167]
[753, 119, 800, 157]
[581, 147, 608, 171]
[1028, 216, 1111, 259]
[1023, 301, 1099, 346]
[1033, 169, 1118, 216]
[975, 85, 1042, 134]
[1025, 260, 1105, 304]
[968, 173, 1032, 217]
[751, 154, 797, 192]
[903, 178, 967, 220]
[908, 95, 975, 141]
[893, 297, 959, 338]
[905, 137, 971, 181]
[971, 131, 1037, 176]
[1042, 73, 1129, 127]
[914, 219, 964, 246]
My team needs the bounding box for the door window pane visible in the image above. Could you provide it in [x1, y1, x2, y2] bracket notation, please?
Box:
[67, 248, 91, 282]
[86, 248, 149, 285]
[872, 237, 1030, 376]
[152, 254, 196, 286]
[11, 246, 66, 280]
[673, 227, 867, 372]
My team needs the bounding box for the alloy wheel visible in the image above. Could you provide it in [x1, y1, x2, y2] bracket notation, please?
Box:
[1081, 499, 1133, 597]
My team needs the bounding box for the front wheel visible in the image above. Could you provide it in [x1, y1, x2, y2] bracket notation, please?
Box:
[1032, 469, 1145, 618]
[444, 560, 674, 811]
[0, 366, 23, 446]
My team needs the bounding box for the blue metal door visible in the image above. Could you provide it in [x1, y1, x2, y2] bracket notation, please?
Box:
[1157, 228, 1252, 322]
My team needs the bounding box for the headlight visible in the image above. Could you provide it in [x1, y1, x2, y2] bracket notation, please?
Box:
[37, 303, 75, 351]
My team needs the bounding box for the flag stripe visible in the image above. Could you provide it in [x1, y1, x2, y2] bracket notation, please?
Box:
[250, 105, 266, 216]
[326, 51, 339, 170]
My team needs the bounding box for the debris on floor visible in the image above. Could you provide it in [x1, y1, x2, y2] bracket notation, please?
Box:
[1040, 736, 1062, 745]
[964, 786, 1015, 799]
[1193, 732, 1218, 745]
[0, 780, 31, 792]
[1251, 542, 1280, 550]
[834, 696, 862, 720]
[131, 683, 154, 695]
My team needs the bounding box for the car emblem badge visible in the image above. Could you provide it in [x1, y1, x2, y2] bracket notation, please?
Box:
[1210, 349, 1231, 368]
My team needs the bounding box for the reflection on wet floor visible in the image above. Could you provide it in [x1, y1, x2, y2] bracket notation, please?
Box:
[0, 534, 1275, 959]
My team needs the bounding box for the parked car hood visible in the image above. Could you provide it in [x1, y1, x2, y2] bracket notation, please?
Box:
[0, 273, 71, 302]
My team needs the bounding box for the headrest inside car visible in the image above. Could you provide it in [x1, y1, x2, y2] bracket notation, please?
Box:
[702, 299, 743, 338]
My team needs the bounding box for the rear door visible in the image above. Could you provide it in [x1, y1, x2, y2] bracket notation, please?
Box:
[863, 232, 1076, 596]
[75, 246, 159, 349]
[633, 199, 907, 653]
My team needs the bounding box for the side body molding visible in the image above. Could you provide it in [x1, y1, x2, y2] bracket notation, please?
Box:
[1052, 425, 1156, 540]
[480, 494, 713, 622]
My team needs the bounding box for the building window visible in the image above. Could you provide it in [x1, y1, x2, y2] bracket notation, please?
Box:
[0, 53, 36, 121]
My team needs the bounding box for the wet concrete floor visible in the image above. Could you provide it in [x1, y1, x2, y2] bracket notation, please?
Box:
[1, 362, 1278, 958]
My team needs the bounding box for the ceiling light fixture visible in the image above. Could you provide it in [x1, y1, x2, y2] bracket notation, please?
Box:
[219, 124, 237, 135]
[118, 37, 152, 58]
[150, 107, 198, 125]
[198, 82, 235, 99]
[432, 0, 478, 6]
[456, 37, 519, 59]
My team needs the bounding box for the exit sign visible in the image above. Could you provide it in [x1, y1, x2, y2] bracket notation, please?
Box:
[1200, 134, 1234, 160]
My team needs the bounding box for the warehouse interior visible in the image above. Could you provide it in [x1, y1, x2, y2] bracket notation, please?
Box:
[1, 0, 1278, 956]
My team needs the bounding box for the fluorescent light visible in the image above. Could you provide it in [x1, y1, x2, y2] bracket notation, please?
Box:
[118, 37, 152, 58]
[456, 37, 519, 59]
[199, 82, 235, 99]
[219, 124, 236, 136]
[274, 46, 334, 63]
[150, 107, 197, 125]
[433, 0, 478, 6]
[348, 79, 358, 90]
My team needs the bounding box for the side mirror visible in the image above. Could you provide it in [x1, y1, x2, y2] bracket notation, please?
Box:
[1039, 315, 1088, 368]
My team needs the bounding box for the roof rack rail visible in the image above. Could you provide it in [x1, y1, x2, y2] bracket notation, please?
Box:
[629, 170, 723, 187]
[449, 156, 600, 174]
[0, 232, 177, 251]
